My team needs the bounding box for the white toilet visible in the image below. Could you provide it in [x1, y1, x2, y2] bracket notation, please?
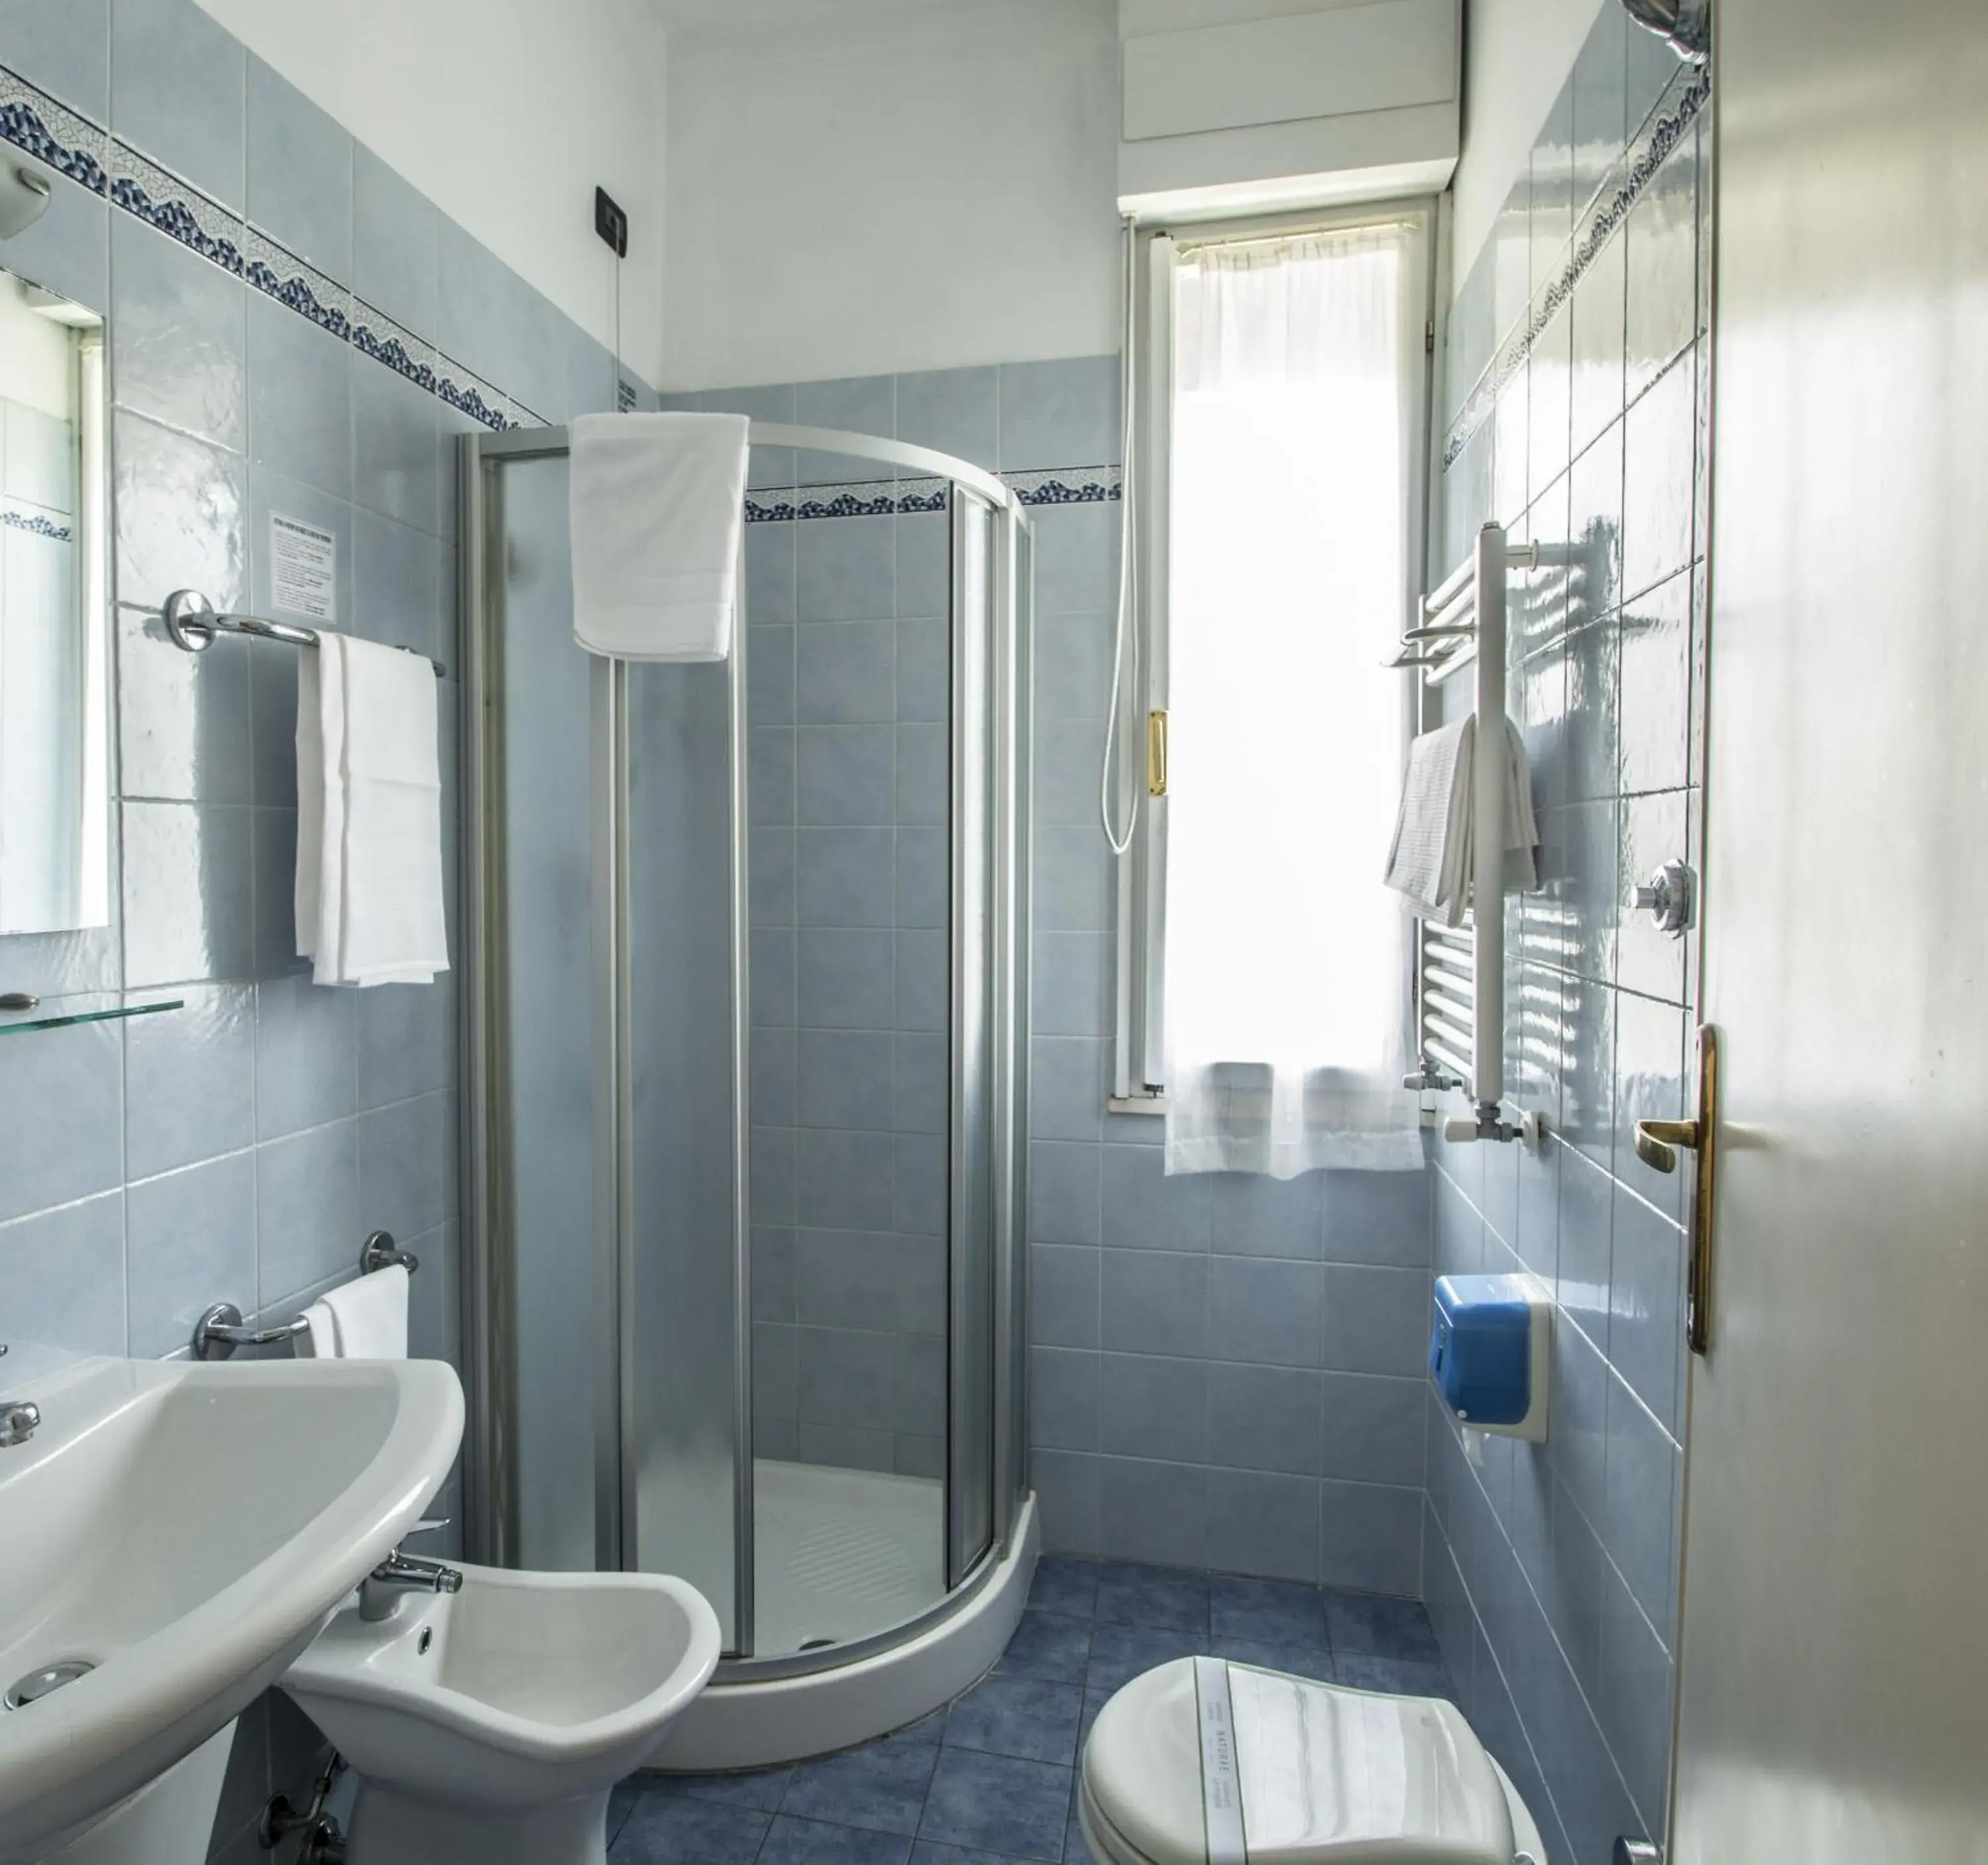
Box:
[281, 1561, 720, 1865]
[1079, 1658, 1549, 1865]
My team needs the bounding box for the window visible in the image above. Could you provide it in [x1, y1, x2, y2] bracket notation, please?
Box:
[1108, 208, 1434, 1176]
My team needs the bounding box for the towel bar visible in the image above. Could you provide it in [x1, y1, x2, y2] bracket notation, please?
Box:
[193, 1231, 420, 1361]
[162, 589, 447, 678]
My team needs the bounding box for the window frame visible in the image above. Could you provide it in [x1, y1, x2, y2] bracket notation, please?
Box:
[1109, 198, 1443, 1108]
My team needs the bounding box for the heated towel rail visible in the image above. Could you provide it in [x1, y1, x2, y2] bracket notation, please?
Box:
[1394, 522, 1535, 1145]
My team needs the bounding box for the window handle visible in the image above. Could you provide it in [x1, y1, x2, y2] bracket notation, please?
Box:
[1147, 710, 1168, 797]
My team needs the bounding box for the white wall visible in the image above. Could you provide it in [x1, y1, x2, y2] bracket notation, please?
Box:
[661, 0, 1121, 389]
[1450, 0, 1603, 286]
[193, 0, 669, 384]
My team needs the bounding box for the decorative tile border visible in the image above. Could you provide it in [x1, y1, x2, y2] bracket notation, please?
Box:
[1, 505, 72, 542]
[1007, 466, 1122, 508]
[1442, 62, 1712, 469]
[744, 464, 1121, 524]
[0, 60, 532, 434]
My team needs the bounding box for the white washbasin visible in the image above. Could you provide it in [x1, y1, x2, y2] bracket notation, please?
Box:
[0, 1350, 463, 1857]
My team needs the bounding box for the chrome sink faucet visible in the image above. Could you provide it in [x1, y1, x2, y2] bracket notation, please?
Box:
[0, 1344, 38, 1448]
[360, 1549, 463, 1622]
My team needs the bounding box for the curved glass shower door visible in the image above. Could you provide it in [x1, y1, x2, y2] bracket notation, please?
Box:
[463, 423, 1026, 1670]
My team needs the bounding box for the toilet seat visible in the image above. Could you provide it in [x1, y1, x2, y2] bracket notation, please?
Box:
[1079, 1658, 1549, 1865]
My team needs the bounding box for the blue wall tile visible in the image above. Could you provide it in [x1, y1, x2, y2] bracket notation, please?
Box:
[247, 293, 353, 500]
[798, 514, 895, 622]
[1207, 1363, 1323, 1478]
[0, 1019, 124, 1220]
[1209, 1257, 1325, 1369]
[351, 143, 438, 341]
[1209, 1469, 1321, 1583]
[254, 1117, 357, 1306]
[125, 1148, 255, 1357]
[121, 799, 254, 987]
[1318, 1479, 1421, 1594]
[353, 363, 444, 536]
[897, 366, 999, 472]
[110, 212, 247, 451]
[1101, 1249, 1207, 1358]
[123, 980, 255, 1178]
[1030, 1145, 1102, 1249]
[254, 974, 355, 1138]
[1098, 1455, 1207, 1570]
[2, 0, 111, 117]
[114, 411, 247, 613]
[245, 55, 351, 279]
[0, 1190, 126, 1353]
[1097, 1352, 1207, 1463]
[117, 604, 252, 805]
[999, 357, 1118, 473]
[110, 0, 245, 210]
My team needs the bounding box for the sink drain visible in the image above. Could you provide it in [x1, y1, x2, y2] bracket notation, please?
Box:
[6, 1660, 94, 1709]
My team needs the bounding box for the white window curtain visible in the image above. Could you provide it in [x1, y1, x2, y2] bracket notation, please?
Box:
[1162, 223, 1423, 1178]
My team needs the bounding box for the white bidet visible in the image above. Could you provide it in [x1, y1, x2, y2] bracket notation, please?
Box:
[280, 1563, 720, 1865]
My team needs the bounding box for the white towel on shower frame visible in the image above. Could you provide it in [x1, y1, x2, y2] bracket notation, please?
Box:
[569, 410, 749, 661]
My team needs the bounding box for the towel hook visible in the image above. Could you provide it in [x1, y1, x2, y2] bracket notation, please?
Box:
[360, 1230, 419, 1275]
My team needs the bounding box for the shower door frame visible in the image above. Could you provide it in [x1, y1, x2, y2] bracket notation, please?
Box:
[459, 424, 1032, 1673]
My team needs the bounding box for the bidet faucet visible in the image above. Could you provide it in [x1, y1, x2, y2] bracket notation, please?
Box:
[360, 1549, 463, 1621]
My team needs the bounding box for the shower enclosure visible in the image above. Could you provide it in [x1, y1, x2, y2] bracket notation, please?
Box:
[457, 424, 1035, 1764]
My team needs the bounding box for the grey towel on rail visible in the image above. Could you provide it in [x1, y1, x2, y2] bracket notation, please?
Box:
[1384, 716, 1538, 925]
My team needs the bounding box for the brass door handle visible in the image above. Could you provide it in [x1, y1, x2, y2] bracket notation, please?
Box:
[1634, 1117, 1700, 1174]
[1635, 1026, 1720, 1355]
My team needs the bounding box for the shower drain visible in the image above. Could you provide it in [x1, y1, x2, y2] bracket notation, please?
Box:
[5, 1659, 94, 1709]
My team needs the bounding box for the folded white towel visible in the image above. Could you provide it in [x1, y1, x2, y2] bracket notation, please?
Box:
[1385, 719, 1473, 917]
[1384, 714, 1539, 924]
[296, 632, 448, 987]
[570, 410, 749, 661]
[296, 1300, 338, 1359]
[312, 1265, 410, 1359]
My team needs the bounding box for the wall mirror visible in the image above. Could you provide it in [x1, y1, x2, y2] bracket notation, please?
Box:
[0, 260, 109, 934]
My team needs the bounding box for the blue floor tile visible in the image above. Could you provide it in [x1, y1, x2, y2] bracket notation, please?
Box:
[944, 1674, 1085, 1767]
[1092, 1562, 1209, 1635]
[1322, 1590, 1442, 1666]
[653, 1765, 795, 1811]
[1026, 1556, 1099, 1618]
[993, 1609, 1092, 1684]
[1083, 1620, 1211, 1695]
[782, 1739, 940, 1838]
[611, 1791, 771, 1863]
[1215, 1637, 1334, 1683]
[918, 1749, 1072, 1862]
[1065, 1775, 1099, 1865]
[911, 1845, 1038, 1865]
[760, 1813, 916, 1864]
[1209, 1575, 1330, 1650]
[1335, 1650, 1457, 1701]
[608, 1778, 641, 1848]
[882, 1708, 950, 1746]
[1077, 1687, 1112, 1753]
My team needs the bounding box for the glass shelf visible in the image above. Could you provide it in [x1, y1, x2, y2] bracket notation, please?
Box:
[0, 993, 185, 1038]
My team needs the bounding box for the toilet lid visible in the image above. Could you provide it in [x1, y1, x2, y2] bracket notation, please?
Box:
[1082, 1658, 1520, 1865]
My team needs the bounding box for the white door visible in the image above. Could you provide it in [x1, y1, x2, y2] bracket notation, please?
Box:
[1672, 1, 1988, 1860]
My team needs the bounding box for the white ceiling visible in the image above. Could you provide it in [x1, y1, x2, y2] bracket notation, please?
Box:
[645, 0, 961, 38]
